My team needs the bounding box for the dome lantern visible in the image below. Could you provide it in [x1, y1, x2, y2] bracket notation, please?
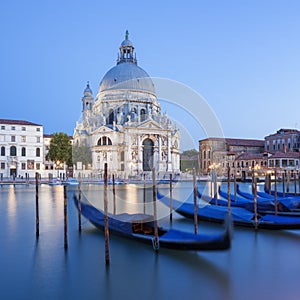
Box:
[117, 30, 137, 65]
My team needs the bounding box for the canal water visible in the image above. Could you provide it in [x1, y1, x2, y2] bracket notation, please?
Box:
[1, 181, 300, 300]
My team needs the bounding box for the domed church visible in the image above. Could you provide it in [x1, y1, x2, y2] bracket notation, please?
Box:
[73, 31, 180, 179]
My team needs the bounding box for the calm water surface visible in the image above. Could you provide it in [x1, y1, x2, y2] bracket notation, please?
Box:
[1, 181, 300, 300]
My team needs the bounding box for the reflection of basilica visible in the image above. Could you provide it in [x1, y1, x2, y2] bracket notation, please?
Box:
[73, 32, 180, 178]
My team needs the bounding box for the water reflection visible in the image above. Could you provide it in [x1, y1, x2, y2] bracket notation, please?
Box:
[3, 183, 300, 299]
[7, 185, 17, 234]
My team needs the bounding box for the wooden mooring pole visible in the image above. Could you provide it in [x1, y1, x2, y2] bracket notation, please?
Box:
[287, 170, 290, 193]
[294, 170, 297, 195]
[274, 168, 278, 215]
[78, 174, 82, 232]
[152, 168, 159, 251]
[169, 174, 173, 222]
[213, 170, 218, 205]
[63, 184, 68, 250]
[112, 174, 116, 215]
[193, 168, 198, 234]
[282, 171, 286, 197]
[253, 173, 258, 231]
[143, 174, 146, 214]
[234, 170, 237, 202]
[35, 172, 39, 238]
[104, 163, 110, 264]
[227, 167, 231, 215]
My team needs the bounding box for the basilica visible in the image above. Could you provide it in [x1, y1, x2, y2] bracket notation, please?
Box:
[73, 32, 180, 179]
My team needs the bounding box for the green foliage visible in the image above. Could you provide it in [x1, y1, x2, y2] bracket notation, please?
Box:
[72, 145, 92, 166]
[181, 149, 198, 157]
[46, 132, 72, 167]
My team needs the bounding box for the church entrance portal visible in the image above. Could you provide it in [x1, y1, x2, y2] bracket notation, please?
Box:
[143, 139, 154, 171]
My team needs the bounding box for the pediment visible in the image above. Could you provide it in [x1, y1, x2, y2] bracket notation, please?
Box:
[136, 120, 164, 130]
[93, 125, 115, 134]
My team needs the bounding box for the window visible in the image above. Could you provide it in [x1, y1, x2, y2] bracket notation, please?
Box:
[97, 136, 112, 146]
[21, 147, 26, 156]
[1, 162, 5, 169]
[11, 126, 15, 130]
[1, 146, 5, 156]
[22, 127, 26, 131]
[10, 146, 16, 156]
[21, 163, 26, 170]
[27, 160, 34, 170]
[21, 136, 26, 142]
[108, 109, 114, 125]
[36, 163, 40, 170]
[1, 126, 5, 130]
[36, 137, 40, 143]
[140, 109, 146, 122]
[11, 136, 16, 142]
[36, 148, 40, 157]
[36, 128, 40, 132]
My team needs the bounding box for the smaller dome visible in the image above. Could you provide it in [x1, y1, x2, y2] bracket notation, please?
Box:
[84, 82, 93, 96]
[121, 39, 133, 47]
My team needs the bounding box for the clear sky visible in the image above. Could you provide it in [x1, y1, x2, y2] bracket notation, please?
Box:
[0, 0, 300, 150]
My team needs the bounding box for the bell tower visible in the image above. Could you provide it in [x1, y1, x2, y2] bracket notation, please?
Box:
[82, 82, 94, 112]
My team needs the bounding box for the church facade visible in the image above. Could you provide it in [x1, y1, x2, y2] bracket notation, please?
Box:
[73, 32, 180, 178]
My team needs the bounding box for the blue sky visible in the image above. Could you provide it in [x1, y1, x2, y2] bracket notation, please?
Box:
[0, 1, 300, 150]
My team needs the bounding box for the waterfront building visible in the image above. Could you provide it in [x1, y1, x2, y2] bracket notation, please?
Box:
[73, 32, 180, 178]
[265, 128, 300, 153]
[0, 119, 44, 179]
[199, 137, 264, 178]
[200, 129, 300, 179]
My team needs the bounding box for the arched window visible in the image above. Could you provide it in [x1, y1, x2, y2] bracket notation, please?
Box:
[10, 146, 16, 156]
[108, 109, 114, 125]
[97, 137, 112, 146]
[1, 146, 5, 156]
[140, 108, 146, 122]
[36, 148, 40, 157]
[21, 147, 26, 157]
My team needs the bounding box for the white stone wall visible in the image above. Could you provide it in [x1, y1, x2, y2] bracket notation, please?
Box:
[0, 121, 44, 179]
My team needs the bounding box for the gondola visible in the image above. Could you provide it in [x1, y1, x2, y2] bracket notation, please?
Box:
[264, 188, 300, 198]
[73, 194, 232, 251]
[217, 185, 300, 216]
[235, 185, 300, 212]
[157, 190, 300, 230]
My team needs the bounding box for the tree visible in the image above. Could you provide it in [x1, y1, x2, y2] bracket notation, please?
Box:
[181, 149, 198, 157]
[46, 132, 72, 167]
[72, 144, 92, 167]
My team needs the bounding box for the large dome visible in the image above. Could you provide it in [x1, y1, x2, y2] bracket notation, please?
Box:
[98, 32, 156, 97]
[99, 62, 156, 96]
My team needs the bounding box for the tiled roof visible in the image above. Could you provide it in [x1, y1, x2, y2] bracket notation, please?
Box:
[235, 152, 266, 160]
[0, 119, 42, 126]
[269, 151, 300, 159]
[199, 137, 264, 147]
[265, 128, 300, 138]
